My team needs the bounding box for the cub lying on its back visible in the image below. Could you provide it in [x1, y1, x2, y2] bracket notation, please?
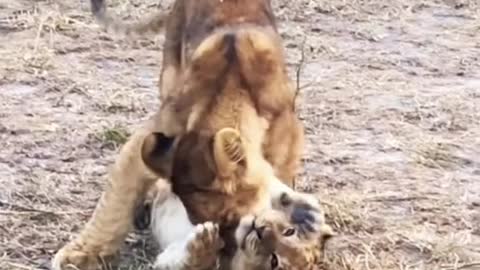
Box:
[146, 187, 334, 270]
[145, 183, 334, 270]
[139, 130, 334, 270]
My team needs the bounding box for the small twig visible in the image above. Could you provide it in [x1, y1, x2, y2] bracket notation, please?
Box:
[0, 224, 9, 234]
[33, 13, 48, 55]
[54, 84, 75, 107]
[0, 210, 90, 215]
[365, 195, 430, 202]
[298, 80, 321, 91]
[0, 200, 90, 216]
[293, 36, 307, 112]
[0, 200, 54, 214]
[442, 261, 480, 270]
[6, 261, 43, 270]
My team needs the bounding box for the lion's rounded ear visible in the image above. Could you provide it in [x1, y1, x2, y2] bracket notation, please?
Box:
[141, 132, 176, 178]
[213, 128, 246, 178]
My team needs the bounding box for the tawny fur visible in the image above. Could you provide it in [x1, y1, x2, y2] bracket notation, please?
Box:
[145, 0, 305, 227]
[51, 117, 164, 270]
[147, 180, 334, 270]
[230, 210, 330, 270]
[90, 0, 304, 183]
[142, 129, 316, 270]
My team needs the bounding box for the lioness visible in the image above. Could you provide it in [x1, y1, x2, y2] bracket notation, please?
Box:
[52, 0, 326, 269]
[91, 0, 304, 184]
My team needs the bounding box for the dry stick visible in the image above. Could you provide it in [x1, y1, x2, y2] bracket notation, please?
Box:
[365, 195, 430, 202]
[0, 200, 54, 214]
[0, 224, 8, 234]
[6, 262, 43, 270]
[54, 83, 78, 106]
[293, 36, 307, 112]
[443, 262, 480, 270]
[33, 13, 48, 56]
[0, 200, 89, 215]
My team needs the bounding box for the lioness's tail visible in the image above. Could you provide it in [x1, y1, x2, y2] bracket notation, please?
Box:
[90, 0, 167, 37]
[190, 27, 294, 114]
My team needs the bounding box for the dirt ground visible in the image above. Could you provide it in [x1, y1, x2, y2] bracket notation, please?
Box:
[0, 0, 479, 269]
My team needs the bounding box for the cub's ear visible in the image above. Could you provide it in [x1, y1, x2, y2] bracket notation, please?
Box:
[319, 223, 335, 251]
[213, 128, 246, 178]
[320, 223, 335, 240]
[141, 132, 176, 178]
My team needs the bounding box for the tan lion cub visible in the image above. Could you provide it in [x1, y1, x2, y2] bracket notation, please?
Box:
[138, 129, 334, 270]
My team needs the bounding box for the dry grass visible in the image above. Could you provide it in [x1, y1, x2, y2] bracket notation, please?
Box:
[94, 125, 131, 150]
[1, 0, 480, 269]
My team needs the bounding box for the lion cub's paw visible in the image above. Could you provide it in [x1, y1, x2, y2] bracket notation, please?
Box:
[277, 192, 334, 241]
[185, 222, 224, 269]
[51, 244, 106, 270]
[154, 222, 223, 270]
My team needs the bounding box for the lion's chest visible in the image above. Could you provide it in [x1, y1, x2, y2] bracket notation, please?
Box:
[200, 85, 255, 132]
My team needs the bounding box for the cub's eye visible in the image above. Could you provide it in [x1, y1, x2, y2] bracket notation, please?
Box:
[282, 227, 296, 236]
[270, 253, 279, 269]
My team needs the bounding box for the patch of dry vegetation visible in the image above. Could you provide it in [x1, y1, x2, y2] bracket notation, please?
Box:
[1, 0, 479, 269]
[95, 124, 131, 150]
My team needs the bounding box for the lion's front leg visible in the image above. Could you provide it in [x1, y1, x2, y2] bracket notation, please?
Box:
[52, 126, 164, 270]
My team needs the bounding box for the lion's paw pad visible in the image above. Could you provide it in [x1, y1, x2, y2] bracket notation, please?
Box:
[51, 245, 111, 270]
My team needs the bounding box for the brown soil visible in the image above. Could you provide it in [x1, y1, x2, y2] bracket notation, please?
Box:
[1, 0, 479, 269]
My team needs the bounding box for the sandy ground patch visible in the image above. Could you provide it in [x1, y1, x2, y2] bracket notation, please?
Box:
[1, 0, 479, 269]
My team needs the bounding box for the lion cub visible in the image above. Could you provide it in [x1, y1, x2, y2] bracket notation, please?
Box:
[138, 129, 334, 270]
[145, 186, 334, 270]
